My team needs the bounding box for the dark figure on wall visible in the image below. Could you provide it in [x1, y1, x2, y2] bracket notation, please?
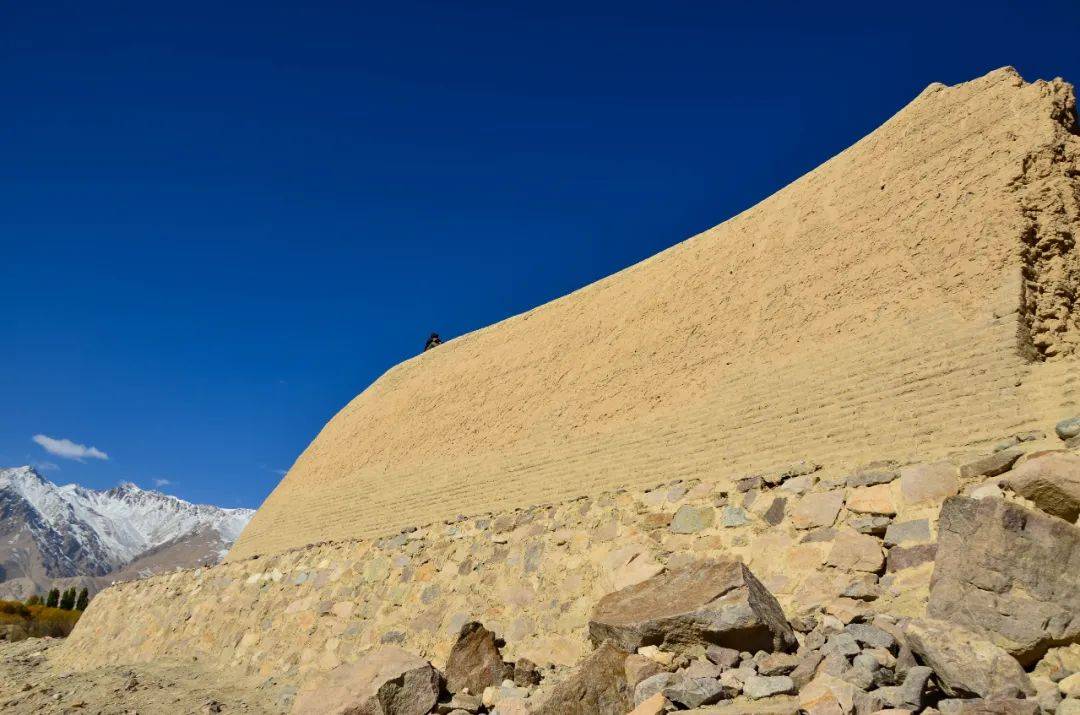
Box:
[424, 332, 442, 352]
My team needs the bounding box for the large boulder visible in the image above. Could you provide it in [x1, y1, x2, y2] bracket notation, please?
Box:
[444, 621, 513, 696]
[588, 559, 797, 654]
[929, 497, 1080, 665]
[1004, 452, 1080, 522]
[903, 618, 1033, 699]
[534, 640, 632, 715]
[291, 646, 440, 715]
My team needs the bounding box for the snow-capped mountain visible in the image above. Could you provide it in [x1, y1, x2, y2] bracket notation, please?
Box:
[0, 466, 253, 598]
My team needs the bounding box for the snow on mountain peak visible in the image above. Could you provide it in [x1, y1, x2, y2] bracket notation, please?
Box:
[0, 466, 254, 570]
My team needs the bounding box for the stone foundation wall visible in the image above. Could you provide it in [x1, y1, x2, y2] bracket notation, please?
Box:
[57, 425, 1077, 691]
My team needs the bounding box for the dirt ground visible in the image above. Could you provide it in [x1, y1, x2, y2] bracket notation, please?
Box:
[0, 637, 290, 715]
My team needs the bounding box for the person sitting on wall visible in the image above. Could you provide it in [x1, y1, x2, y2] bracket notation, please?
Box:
[424, 332, 442, 352]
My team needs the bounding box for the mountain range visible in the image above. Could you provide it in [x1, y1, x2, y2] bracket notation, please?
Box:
[0, 466, 253, 599]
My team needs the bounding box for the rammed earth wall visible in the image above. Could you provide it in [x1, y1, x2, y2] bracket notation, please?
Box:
[229, 69, 1080, 561]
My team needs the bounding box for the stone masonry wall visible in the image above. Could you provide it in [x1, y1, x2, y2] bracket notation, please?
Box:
[57, 425, 1077, 694]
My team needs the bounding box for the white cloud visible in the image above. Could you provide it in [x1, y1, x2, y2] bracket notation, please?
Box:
[153, 478, 172, 488]
[33, 461, 61, 472]
[32, 434, 109, 462]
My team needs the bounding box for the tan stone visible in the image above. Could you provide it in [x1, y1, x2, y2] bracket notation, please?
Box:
[929, 497, 1080, 666]
[1034, 644, 1080, 682]
[1057, 699, 1080, 715]
[627, 692, 668, 715]
[590, 559, 796, 654]
[624, 654, 663, 689]
[791, 492, 845, 530]
[825, 532, 885, 573]
[903, 618, 1033, 699]
[798, 673, 855, 715]
[899, 462, 959, 506]
[846, 484, 897, 515]
[613, 556, 665, 592]
[291, 646, 439, 715]
[533, 641, 632, 715]
[1004, 452, 1080, 522]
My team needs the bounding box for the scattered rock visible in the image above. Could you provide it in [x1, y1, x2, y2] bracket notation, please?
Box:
[1003, 452, 1080, 522]
[799, 672, 856, 715]
[445, 622, 513, 696]
[903, 618, 1033, 699]
[1056, 417, 1080, 441]
[588, 559, 797, 654]
[634, 673, 680, 706]
[662, 676, 731, 708]
[929, 497, 1080, 665]
[876, 665, 932, 710]
[482, 682, 529, 710]
[743, 675, 796, 699]
[680, 658, 722, 680]
[1034, 644, 1080, 682]
[513, 658, 540, 687]
[845, 623, 896, 650]
[624, 654, 663, 689]
[292, 646, 440, 715]
[756, 652, 800, 676]
[958, 450, 1023, 479]
[935, 699, 1038, 714]
[1058, 699, 1080, 715]
[626, 692, 668, 715]
[706, 645, 742, 668]
[638, 645, 675, 667]
[848, 464, 901, 488]
[822, 632, 861, 658]
[435, 693, 482, 714]
[534, 641, 631, 715]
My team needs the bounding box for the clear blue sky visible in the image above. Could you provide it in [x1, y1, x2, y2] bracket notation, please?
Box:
[3, 1, 1079, 509]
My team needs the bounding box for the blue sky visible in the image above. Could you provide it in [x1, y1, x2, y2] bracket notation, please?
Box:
[3, 0, 1079, 509]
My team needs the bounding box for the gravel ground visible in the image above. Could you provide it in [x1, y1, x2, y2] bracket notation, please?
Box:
[0, 637, 290, 715]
